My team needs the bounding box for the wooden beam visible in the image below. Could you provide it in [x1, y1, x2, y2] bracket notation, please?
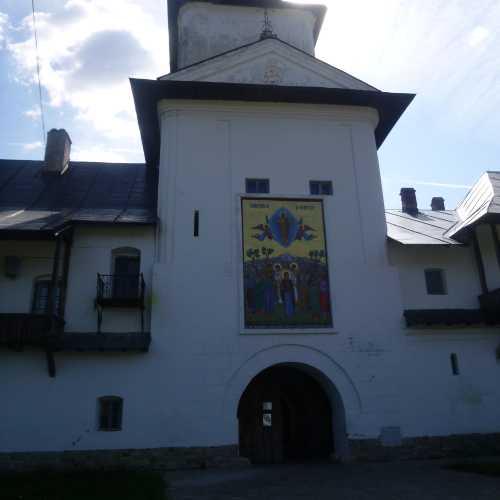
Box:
[490, 223, 500, 271]
[48, 237, 62, 316]
[58, 235, 73, 319]
[472, 230, 488, 294]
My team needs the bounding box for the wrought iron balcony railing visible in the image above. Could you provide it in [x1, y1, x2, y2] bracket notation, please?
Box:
[95, 273, 145, 308]
[0, 313, 64, 350]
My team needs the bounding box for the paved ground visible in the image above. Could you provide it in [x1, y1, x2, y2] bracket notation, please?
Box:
[165, 460, 500, 500]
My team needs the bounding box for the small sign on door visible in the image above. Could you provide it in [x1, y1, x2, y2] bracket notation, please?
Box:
[263, 413, 272, 427]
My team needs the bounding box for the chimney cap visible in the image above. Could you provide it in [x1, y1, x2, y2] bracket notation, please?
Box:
[431, 197, 445, 211]
[400, 187, 418, 216]
[43, 128, 72, 175]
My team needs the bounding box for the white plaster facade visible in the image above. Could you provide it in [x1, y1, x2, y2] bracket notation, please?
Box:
[1, 0, 500, 461]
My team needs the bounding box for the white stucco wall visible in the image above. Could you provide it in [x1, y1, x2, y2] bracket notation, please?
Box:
[176, 3, 317, 69]
[388, 243, 483, 310]
[388, 235, 500, 438]
[152, 100, 407, 448]
[2, 102, 500, 456]
[64, 225, 155, 333]
[0, 241, 55, 314]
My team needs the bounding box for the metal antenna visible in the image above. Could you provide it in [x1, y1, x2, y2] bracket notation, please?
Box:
[31, 0, 46, 146]
[260, 8, 277, 40]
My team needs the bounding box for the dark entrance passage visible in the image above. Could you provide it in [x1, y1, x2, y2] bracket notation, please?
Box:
[237, 365, 333, 464]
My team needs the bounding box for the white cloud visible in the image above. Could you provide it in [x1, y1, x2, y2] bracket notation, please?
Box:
[0, 12, 8, 45]
[71, 145, 128, 163]
[409, 181, 471, 190]
[468, 26, 490, 47]
[311, 0, 500, 137]
[22, 141, 43, 151]
[6, 0, 168, 154]
[24, 107, 41, 120]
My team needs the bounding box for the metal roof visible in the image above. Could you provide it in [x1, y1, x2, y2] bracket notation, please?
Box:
[386, 209, 462, 245]
[444, 171, 500, 240]
[0, 160, 157, 235]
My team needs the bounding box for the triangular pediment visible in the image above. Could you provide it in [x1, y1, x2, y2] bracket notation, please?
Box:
[160, 38, 377, 91]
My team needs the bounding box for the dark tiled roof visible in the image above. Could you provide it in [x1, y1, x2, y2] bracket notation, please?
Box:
[386, 209, 462, 245]
[0, 160, 157, 234]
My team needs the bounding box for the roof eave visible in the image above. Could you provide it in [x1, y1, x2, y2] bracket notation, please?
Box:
[130, 78, 414, 167]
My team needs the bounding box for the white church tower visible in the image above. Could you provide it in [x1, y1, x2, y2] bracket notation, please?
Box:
[2, 0, 500, 469]
[132, 0, 415, 463]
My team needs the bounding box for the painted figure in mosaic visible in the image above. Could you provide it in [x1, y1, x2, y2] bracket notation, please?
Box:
[280, 271, 295, 317]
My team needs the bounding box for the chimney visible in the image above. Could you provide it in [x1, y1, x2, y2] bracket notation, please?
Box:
[43, 129, 71, 174]
[400, 187, 418, 216]
[431, 197, 445, 211]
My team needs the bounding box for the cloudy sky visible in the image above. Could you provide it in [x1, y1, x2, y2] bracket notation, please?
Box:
[0, 0, 499, 209]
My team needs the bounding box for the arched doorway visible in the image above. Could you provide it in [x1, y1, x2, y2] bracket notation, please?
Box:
[237, 365, 334, 464]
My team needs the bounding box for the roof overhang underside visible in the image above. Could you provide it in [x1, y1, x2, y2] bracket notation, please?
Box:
[130, 78, 415, 167]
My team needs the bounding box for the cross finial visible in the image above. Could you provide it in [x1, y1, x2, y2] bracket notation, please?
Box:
[260, 8, 277, 40]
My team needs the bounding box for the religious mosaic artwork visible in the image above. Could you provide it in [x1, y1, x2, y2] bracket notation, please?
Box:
[241, 198, 332, 329]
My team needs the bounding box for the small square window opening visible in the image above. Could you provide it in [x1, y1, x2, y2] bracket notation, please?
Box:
[98, 396, 123, 431]
[310, 181, 333, 196]
[246, 178, 269, 194]
[425, 269, 446, 295]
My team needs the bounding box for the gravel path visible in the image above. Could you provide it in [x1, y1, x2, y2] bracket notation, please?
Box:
[165, 460, 500, 500]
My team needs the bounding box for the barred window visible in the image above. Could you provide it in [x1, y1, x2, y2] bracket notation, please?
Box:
[98, 396, 123, 431]
[32, 277, 61, 314]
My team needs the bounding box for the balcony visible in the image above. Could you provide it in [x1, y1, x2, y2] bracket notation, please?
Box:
[61, 331, 151, 352]
[0, 314, 64, 350]
[479, 288, 500, 316]
[95, 273, 145, 308]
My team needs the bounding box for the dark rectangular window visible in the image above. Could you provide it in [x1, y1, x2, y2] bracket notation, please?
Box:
[246, 178, 269, 194]
[310, 181, 333, 196]
[98, 396, 123, 431]
[194, 210, 199, 237]
[32, 280, 61, 314]
[425, 269, 446, 295]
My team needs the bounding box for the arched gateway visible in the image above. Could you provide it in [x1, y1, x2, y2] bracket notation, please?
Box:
[223, 345, 360, 463]
[238, 365, 334, 463]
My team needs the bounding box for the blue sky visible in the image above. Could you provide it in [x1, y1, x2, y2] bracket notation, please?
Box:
[0, 0, 499, 210]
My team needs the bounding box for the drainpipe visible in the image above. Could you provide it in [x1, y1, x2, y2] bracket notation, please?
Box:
[45, 226, 73, 377]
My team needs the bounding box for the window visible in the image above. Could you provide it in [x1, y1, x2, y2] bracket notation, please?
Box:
[98, 396, 123, 431]
[246, 178, 269, 194]
[194, 210, 199, 237]
[111, 248, 141, 299]
[310, 181, 333, 196]
[425, 269, 446, 295]
[450, 354, 460, 376]
[32, 277, 60, 314]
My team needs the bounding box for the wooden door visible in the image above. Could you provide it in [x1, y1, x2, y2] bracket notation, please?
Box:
[238, 366, 334, 464]
[113, 256, 140, 299]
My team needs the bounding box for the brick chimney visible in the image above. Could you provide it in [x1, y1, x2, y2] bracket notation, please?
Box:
[43, 129, 71, 174]
[400, 187, 418, 216]
[431, 197, 445, 211]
